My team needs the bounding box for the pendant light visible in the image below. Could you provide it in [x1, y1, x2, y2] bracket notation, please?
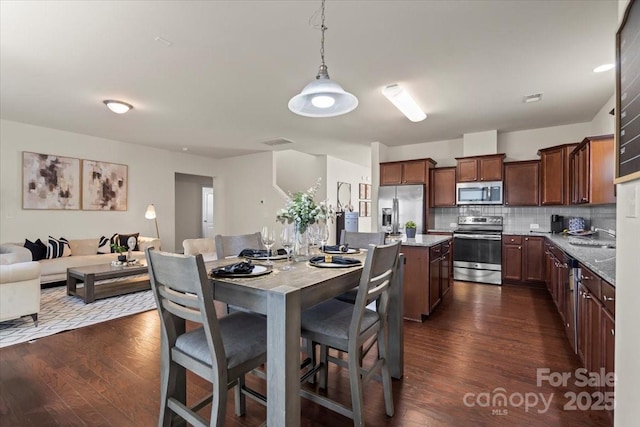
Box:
[288, 0, 358, 118]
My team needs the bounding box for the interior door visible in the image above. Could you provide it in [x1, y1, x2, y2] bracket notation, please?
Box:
[202, 187, 214, 238]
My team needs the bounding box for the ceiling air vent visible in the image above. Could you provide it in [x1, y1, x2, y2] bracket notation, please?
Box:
[262, 137, 294, 146]
[523, 93, 543, 103]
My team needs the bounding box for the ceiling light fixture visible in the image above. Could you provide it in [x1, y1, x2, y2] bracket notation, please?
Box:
[288, 0, 358, 118]
[382, 84, 427, 122]
[593, 63, 615, 73]
[103, 100, 133, 114]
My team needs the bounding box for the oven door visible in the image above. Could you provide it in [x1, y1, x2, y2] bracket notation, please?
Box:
[453, 233, 502, 284]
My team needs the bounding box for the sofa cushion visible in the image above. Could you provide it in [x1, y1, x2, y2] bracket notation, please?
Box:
[24, 238, 47, 261]
[68, 238, 99, 256]
[117, 233, 139, 251]
[46, 237, 71, 259]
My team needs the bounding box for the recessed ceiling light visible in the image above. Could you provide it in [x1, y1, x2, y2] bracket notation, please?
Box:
[593, 63, 615, 73]
[103, 100, 133, 114]
[523, 93, 543, 103]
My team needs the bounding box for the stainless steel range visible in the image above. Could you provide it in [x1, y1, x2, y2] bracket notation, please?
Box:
[453, 216, 503, 285]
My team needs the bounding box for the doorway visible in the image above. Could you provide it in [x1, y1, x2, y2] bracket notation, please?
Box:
[174, 173, 214, 253]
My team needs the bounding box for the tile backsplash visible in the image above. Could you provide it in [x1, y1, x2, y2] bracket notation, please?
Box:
[433, 204, 616, 235]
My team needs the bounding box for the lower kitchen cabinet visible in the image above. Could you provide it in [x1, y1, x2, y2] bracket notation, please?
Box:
[502, 235, 545, 284]
[402, 241, 451, 321]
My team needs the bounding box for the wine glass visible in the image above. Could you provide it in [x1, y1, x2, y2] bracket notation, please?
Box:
[308, 223, 320, 255]
[261, 226, 276, 265]
[280, 224, 295, 271]
[318, 222, 330, 251]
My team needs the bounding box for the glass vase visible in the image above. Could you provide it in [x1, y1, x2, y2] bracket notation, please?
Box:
[293, 226, 311, 262]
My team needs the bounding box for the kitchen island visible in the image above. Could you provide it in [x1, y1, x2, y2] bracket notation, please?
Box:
[391, 234, 453, 321]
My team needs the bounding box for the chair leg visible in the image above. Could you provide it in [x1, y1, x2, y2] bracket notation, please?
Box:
[159, 360, 179, 427]
[348, 345, 365, 427]
[377, 328, 394, 417]
[319, 344, 329, 390]
[234, 376, 246, 416]
[305, 338, 316, 384]
[30, 313, 38, 327]
[211, 376, 228, 426]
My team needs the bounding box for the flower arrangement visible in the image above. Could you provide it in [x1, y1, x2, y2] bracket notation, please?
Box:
[276, 178, 335, 233]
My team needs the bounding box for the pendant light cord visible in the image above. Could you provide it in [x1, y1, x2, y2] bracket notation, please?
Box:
[319, 0, 326, 67]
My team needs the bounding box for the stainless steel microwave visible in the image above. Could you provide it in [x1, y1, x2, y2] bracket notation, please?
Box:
[456, 181, 503, 205]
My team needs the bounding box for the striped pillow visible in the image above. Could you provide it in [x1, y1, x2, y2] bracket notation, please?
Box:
[46, 236, 72, 259]
[97, 235, 112, 254]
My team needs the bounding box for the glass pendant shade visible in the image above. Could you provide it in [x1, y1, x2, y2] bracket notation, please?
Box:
[289, 75, 358, 118]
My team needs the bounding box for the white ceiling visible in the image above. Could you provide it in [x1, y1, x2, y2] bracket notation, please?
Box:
[0, 1, 618, 166]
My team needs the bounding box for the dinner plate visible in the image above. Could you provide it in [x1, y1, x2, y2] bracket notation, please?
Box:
[322, 248, 360, 255]
[211, 264, 272, 277]
[244, 254, 289, 261]
[309, 259, 362, 269]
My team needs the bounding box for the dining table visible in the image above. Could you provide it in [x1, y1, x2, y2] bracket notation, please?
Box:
[204, 250, 405, 427]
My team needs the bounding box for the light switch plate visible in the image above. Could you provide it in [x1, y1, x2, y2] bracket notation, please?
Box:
[530, 223, 540, 229]
[450, 222, 457, 228]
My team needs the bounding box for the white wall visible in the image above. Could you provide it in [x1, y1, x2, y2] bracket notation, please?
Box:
[274, 150, 325, 196]
[463, 130, 498, 157]
[326, 156, 372, 236]
[174, 172, 213, 250]
[379, 138, 463, 167]
[497, 122, 592, 161]
[0, 119, 217, 251]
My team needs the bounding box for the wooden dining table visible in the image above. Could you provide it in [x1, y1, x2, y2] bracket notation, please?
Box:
[204, 251, 405, 427]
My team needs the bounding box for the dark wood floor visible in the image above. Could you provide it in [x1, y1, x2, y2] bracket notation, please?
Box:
[0, 282, 612, 426]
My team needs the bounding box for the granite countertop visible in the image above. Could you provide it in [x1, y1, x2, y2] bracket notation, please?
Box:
[387, 234, 452, 247]
[503, 231, 616, 286]
[427, 229, 455, 234]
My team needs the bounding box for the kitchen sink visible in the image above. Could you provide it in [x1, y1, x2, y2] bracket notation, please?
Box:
[569, 241, 616, 249]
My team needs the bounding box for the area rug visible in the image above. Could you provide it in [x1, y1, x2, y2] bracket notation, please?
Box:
[0, 286, 156, 348]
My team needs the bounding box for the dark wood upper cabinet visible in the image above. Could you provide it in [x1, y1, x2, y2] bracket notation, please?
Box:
[380, 158, 436, 185]
[455, 154, 505, 182]
[538, 144, 578, 206]
[504, 160, 540, 206]
[570, 135, 616, 205]
[430, 167, 456, 207]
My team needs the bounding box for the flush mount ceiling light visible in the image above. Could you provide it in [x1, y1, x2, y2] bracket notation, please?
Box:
[593, 63, 615, 73]
[103, 100, 133, 114]
[382, 84, 427, 122]
[288, 0, 358, 118]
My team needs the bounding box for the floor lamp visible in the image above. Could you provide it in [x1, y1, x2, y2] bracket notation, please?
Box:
[145, 204, 160, 242]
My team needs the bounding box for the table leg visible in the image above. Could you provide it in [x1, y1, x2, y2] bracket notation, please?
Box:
[85, 274, 95, 304]
[267, 286, 301, 427]
[67, 273, 77, 296]
[388, 255, 405, 379]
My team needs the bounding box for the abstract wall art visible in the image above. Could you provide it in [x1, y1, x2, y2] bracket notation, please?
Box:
[82, 160, 128, 211]
[22, 152, 81, 210]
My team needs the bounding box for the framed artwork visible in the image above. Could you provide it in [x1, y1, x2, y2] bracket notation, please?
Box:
[82, 160, 128, 210]
[337, 182, 351, 211]
[359, 201, 371, 217]
[22, 152, 81, 210]
[615, 0, 640, 183]
[359, 183, 372, 200]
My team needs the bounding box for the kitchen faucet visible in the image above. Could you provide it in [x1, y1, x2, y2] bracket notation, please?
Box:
[592, 227, 616, 238]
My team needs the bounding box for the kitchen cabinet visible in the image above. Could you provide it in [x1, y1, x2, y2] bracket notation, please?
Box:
[502, 235, 544, 284]
[441, 240, 451, 296]
[570, 135, 616, 205]
[402, 241, 451, 321]
[538, 143, 578, 205]
[380, 158, 436, 185]
[455, 154, 505, 182]
[430, 167, 456, 207]
[504, 161, 540, 206]
[577, 272, 602, 374]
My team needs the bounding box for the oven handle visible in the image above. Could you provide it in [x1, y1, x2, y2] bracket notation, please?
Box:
[454, 234, 502, 241]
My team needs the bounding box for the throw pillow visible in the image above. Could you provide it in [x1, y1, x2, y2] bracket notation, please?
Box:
[46, 236, 72, 259]
[109, 233, 119, 252]
[117, 233, 139, 251]
[98, 235, 112, 254]
[24, 238, 47, 261]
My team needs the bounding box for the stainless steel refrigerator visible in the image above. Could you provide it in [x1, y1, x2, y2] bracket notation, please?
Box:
[378, 184, 425, 234]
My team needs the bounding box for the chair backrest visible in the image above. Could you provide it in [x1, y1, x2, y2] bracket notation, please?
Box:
[350, 241, 401, 338]
[145, 248, 226, 375]
[339, 230, 386, 248]
[182, 237, 216, 256]
[214, 232, 264, 259]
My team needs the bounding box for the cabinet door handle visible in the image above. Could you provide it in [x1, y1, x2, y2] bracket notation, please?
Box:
[611, 329, 615, 336]
[518, 246, 522, 250]
[604, 296, 615, 302]
[580, 275, 591, 280]
[584, 294, 591, 300]
[525, 237, 529, 241]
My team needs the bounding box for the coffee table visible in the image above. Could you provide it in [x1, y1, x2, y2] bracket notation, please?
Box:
[66, 263, 150, 303]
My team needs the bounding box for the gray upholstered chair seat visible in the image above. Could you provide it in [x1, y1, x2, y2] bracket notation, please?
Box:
[175, 311, 267, 370]
[301, 299, 379, 341]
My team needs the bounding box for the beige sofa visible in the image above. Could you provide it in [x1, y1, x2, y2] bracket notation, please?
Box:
[0, 236, 160, 285]
[0, 245, 41, 325]
[182, 238, 217, 262]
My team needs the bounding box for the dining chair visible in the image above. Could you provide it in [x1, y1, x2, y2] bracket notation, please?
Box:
[335, 231, 386, 304]
[300, 241, 401, 426]
[214, 232, 264, 259]
[145, 248, 267, 427]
